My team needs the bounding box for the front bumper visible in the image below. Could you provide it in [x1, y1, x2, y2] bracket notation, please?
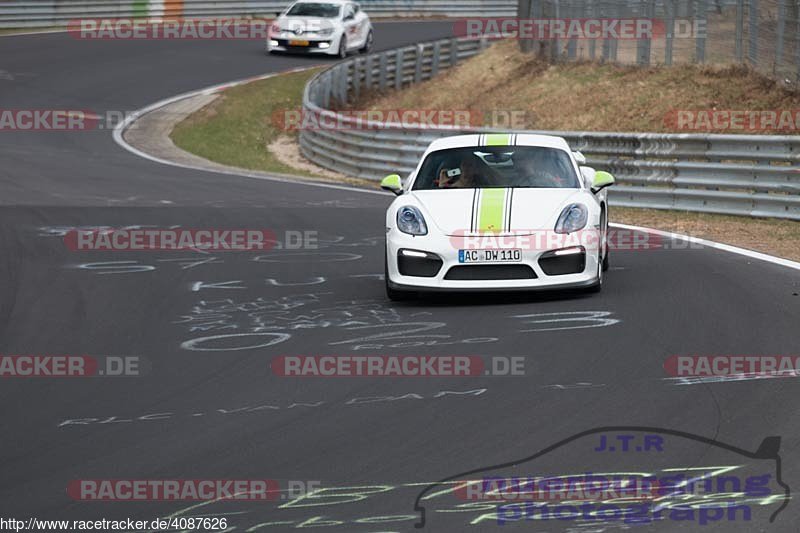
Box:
[266, 35, 337, 54]
[386, 229, 600, 292]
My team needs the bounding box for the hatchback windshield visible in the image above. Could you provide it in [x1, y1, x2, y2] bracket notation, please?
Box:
[286, 2, 342, 17]
[412, 146, 580, 190]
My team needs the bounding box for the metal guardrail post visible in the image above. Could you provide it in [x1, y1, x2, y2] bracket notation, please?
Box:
[394, 48, 404, 90]
[414, 45, 424, 83]
[341, 65, 349, 104]
[365, 54, 373, 89]
[352, 59, 361, 101]
[449, 37, 459, 66]
[378, 53, 388, 91]
[432, 42, 441, 76]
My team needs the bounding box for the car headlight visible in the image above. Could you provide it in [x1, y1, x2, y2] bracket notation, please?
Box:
[317, 27, 334, 36]
[554, 203, 588, 234]
[396, 206, 428, 236]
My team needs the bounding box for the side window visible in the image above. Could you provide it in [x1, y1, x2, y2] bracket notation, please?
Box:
[353, 4, 360, 14]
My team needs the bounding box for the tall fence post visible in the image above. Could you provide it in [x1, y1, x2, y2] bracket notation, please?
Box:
[550, 0, 561, 61]
[665, 0, 675, 65]
[588, 0, 597, 60]
[735, 0, 744, 61]
[637, 0, 654, 65]
[796, 0, 800, 80]
[566, 2, 578, 60]
[432, 41, 441, 76]
[695, 0, 707, 63]
[748, 0, 759, 64]
[775, 0, 786, 74]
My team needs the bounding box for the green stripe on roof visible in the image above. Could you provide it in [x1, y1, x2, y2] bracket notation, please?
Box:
[485, 133, 511, 146]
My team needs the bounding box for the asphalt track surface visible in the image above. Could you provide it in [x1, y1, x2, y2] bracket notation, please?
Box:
[1, 22, 799, 532]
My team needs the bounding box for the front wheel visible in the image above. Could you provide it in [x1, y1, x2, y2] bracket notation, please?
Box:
[337, 35, 347, 59]
[359, 30, 373, 53]
[586, 214, 606, 293]
[601, 208, 610, 271]
[385, 251, 413, 301]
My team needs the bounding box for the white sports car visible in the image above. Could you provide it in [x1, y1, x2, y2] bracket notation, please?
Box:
[381, 133, 615, 300]
[266, 0, 373, 57]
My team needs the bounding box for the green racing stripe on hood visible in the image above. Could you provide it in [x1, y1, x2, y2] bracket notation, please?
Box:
[477, 188, 507, 233]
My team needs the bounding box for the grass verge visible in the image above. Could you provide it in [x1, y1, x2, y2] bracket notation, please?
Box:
[171, 68, 320, 176]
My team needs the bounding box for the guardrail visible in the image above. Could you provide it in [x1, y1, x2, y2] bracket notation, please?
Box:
[300, 37, 800, 220]
[0, 0, 517, 28]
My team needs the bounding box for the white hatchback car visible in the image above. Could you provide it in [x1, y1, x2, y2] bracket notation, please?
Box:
[267, 0, 373, 58]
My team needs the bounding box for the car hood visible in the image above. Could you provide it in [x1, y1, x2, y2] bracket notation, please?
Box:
[411, 188, 586, 236]
[276, 16, 337, 33]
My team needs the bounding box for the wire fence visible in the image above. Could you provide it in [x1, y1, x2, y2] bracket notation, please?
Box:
[513, 0, 800, 81]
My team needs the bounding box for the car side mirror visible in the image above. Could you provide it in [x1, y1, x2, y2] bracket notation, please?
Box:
[344, 13, 354, 21]
[380, 174, 403, 195]
[573, 151, 586, 165]
[275, 11, 282, 17]
[591, 170, 615, 193]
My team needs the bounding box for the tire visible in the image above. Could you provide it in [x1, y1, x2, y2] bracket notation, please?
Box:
[586, 253, 603, 293]
[587, 211, 606, 293]
[385, 250, 413, 301]
[601, 208, 610, 271]
[338, 35, 347, 59]
[359, 30, 373, 54]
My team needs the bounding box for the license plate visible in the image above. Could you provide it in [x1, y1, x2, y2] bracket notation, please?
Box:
[458, 249, 521, 263]
[289, 39, 310, 46]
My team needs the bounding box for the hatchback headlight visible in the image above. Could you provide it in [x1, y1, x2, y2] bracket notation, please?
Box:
[396, 206, 428, 236]
[554, 203, 588, 234]
[317, 27, 334, 36]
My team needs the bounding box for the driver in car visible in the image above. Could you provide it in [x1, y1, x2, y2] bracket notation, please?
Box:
[436, 156, 495, 188]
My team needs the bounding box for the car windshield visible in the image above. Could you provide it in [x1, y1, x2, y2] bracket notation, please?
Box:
[412, 146, 580, 190]
[286, 2, 341, 17]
